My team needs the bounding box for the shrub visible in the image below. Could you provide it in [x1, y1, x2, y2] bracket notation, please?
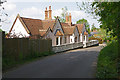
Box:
[96, 41, 118, 78]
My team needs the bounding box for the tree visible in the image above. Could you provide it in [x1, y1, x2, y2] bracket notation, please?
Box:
[54, 6, 68, 22]
[91, 23, 96, 31]
[77, 1, 120, 45]
[77, 1, 120, 77]
[76, 18, 90, 34]
[0, 0, 8, 27]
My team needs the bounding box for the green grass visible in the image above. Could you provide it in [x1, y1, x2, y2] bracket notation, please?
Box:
[96, 41, 118, 78]
[2, 51, 55, 72]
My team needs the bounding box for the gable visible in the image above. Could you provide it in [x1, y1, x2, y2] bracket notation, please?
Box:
[10, 17, 30, 38]
[52, 18, 64, 35]
[73, 26, 79, 36]
[82, 24, 86, 34]
[43, 27, 54, 39]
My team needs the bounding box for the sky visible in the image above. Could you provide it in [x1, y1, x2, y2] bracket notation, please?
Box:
[1, 0, 101, 32]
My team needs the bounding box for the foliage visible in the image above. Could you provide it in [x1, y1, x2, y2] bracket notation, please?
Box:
[0, 29, 2, 32]
[96, 41, 118, 78]
[89, 36, 103, 44]
[77, 2, 120, 75]
[76, 18, 90, 34]
[0, 0, 8, 27]
[91, 23, 96, 31]
[76, 1, 120, 41]
[54, 6, 68, 22]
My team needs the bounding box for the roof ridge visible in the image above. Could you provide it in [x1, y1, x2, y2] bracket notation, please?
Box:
[20, 17, 42, 21]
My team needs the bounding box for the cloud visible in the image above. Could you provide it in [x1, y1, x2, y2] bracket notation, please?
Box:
[20, 7, 44, 19]
[3, 2, 16, 11]
[2, 6, 100, 32]
[7, 0, 96, 2]
[52, 9, 62, 17]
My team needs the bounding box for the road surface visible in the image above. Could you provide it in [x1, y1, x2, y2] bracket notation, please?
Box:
[3, 46, 102, 78]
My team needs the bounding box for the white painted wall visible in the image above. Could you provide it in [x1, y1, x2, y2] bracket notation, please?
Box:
[10, 18, 30, 38]
[70, 34, 75, 43]
[80, 33, 82, 42]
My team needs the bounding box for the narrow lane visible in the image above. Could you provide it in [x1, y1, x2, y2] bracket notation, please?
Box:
[3, 46, 102, 78]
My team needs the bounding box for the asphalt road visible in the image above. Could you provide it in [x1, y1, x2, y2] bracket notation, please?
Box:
[3, 46, 102, 78]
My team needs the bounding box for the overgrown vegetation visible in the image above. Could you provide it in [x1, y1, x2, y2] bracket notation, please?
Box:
[77, 1, 120, 78]
[96, 41, 118, 78]
[3, 51, 55, 72]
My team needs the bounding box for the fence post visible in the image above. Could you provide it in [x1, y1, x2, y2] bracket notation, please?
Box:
[0, 31, 5, 79]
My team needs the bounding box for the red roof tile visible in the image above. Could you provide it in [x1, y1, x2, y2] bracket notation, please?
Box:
[20, 17, 56, 36]
[42, 19, 56, 30]
[62, 26, 75, 35]
[55, 30, 64, 36]
[21, 17, 43, 36]
[76, 24, 84, 34]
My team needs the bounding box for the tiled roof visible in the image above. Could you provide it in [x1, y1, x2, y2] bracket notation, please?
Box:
[19, 17, 87, 37]
[55, 30, 64, 36]
[39, 30, 47, 36]
[76, 24, 84, 34]
[21, 17, 56, 36]
[62, 26, 75, 35]
[42, 19, 56, 30]
[61, 23, 70, 27]
[21, 17, 43, 36]
[61, 22, 75, 35]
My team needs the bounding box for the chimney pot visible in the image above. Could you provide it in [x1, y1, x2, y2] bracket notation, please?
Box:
[46, 7, 47, 10]
[45, 7, 48, 20]
[65, 13, 68, 23]
[49, 6, 51, 10]
[49, 6, 52, 20]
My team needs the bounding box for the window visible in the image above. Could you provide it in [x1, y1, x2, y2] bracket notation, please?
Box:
[84, 36, 85, 41]
[71, 39, 72, 43]
[75, 37, 77, 42]
[60, 37, 62, 45]
[56, 37, 58, 45]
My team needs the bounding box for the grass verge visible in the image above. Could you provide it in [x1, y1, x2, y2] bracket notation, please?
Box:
[96, 41, 118, 78]
[2, 51, 55, 73]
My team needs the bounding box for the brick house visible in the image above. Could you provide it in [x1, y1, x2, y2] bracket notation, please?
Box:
[9, 6, 88, 46]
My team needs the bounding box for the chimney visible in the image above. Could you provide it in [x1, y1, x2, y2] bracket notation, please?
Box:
[65, 13, 68, 23]
[49, 6, 52, 20]
[69, 13, 72, 25]
[45, 7, 48, 20]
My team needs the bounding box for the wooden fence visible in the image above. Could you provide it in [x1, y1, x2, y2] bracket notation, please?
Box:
[1, 32, 52, 61]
